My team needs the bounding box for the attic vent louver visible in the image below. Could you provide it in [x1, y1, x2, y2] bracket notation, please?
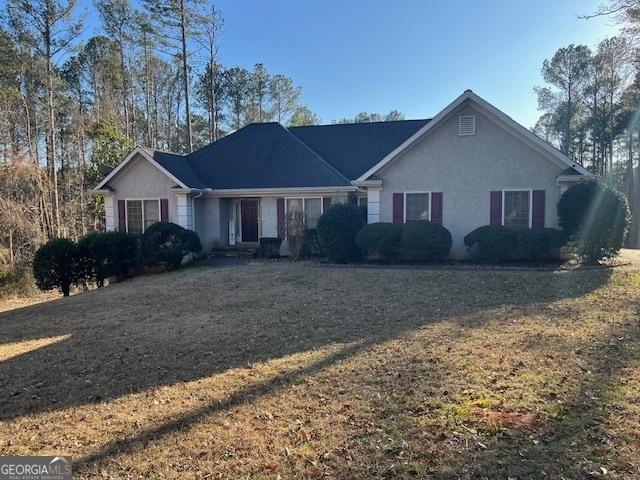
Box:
[459, 115, 475, 136]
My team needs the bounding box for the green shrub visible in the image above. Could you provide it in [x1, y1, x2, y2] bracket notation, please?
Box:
[400, 220, 452, 262]
[88, 231, 139, 286]
[355, 223, 402, 262]
[557, 181, 630, 263]
[464, 225, 517, 263]
[256, 237, 282, 258]
[316, 203, 364, 263]
[140, 222, 202, 269]
[77, 231, 101, 282]
[513, 228, 567, 261]
[464, 225, 567, 263]
[301, 229, 322, 257]
[32, 238, 81, 296]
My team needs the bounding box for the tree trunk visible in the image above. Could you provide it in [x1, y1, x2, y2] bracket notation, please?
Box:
[45, 24, 60, 238]
[119, 33, 130, 140]
[179, 0, 193, 152]
[143, 30, 153, 147]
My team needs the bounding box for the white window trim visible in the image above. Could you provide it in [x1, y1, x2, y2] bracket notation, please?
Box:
[501, 189, 533, 228]
[284, 197, 324, 236]
[403, 191, 431, 223]
[125, 198, 161, 234]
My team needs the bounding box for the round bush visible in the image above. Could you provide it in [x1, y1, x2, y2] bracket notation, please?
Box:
[400, 220, 452, 262]
[32, 238, 81, 296]
[141, 222, 202, 269]
[316, 203, 364, 263]
[355, 223, 402, 262]
[464, 225, 517, 263]
[557, 181, 630, 263]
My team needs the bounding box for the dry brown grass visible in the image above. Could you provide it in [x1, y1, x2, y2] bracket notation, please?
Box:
[1, 260, 639, 479]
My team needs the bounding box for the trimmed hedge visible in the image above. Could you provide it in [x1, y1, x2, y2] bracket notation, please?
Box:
[557, 181, 630, 263]
[32, 238, 81, 296]
[355, 223, 402, 262]
[256, 237, 282, 258]
[140, 222, 202, 269]
[317, 203, 364, 263]
[87, 231, 139, 286]
[355, 221, 452, 263]
[400, 220, 452, 262]
[464, 225, 566, 263]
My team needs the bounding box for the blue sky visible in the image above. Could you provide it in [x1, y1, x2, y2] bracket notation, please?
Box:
[81, 0, 620, 127]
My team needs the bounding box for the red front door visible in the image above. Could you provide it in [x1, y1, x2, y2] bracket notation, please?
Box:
[240, 199, 259, 242]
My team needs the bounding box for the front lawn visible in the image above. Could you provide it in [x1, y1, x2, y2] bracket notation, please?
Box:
[1, 262, 639, 478]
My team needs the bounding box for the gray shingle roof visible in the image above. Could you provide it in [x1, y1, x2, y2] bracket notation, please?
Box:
[132, 119, 432, 189]
[186, 122, 350, 188]
[288, 120, 430, 180]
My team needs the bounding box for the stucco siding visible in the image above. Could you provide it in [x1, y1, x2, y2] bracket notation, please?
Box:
[194, 196, 222, 250]
[377, 104, 564, 255]
[107, 154, 180, 228]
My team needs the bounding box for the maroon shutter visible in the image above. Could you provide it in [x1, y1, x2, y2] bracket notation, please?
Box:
[323, 197, 332, 212]
[276, 197, 285, 239]
[118, 200, 126, 231]
[532, 190, 545, 229]
[490, 191, 502, 225]
[160, 198, 169, 222]
[431, 192, 443, 224]
[392, 193, 404, 224]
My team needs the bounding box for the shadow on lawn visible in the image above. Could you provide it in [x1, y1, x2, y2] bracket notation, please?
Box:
[0, 264, 620, 473]
[326, 297, 640, 479]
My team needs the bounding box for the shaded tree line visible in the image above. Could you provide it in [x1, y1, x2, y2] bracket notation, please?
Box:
[533, 1, 640, 246]
[0, 0, 325, 271]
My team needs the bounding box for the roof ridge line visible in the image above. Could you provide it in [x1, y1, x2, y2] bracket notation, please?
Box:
[280, 124, 352, 183]
[288, 118, 431, 129]
[140, 145, 184, 157]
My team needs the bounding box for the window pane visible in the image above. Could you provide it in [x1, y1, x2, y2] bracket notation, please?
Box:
[504, 191, 530, 227]
[144, 200, 160, 230]
[405, 193, 430, 221]
[127, 200, 143, 234]
[286, 198, 304, 235]
[286, 198, 303, 215]
[305, 198, 322, 228]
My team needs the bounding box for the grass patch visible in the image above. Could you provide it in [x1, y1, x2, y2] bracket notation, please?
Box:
[0, 262, 639, 478]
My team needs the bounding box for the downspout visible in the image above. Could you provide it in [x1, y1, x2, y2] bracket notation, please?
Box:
[192, 190, 204, 231]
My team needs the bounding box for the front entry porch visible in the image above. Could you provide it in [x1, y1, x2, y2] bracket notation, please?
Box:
[229, 198, 260, 245]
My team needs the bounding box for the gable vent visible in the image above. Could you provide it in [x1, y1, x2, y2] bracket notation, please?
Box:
[459, 115, 475, 136]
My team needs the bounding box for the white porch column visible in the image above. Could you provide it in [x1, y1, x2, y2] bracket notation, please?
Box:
[176, 193, 193, 230]
[104, 194, 115, 231]
[367, 186, 381, 224]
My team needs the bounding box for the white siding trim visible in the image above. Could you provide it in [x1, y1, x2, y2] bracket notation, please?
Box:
[366, 187, 381, 224]
[104, 194, 115, 231]
[176, 193, 193, 230]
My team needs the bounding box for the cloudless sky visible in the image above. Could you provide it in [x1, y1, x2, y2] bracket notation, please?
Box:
[80, 0, 620, 128]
